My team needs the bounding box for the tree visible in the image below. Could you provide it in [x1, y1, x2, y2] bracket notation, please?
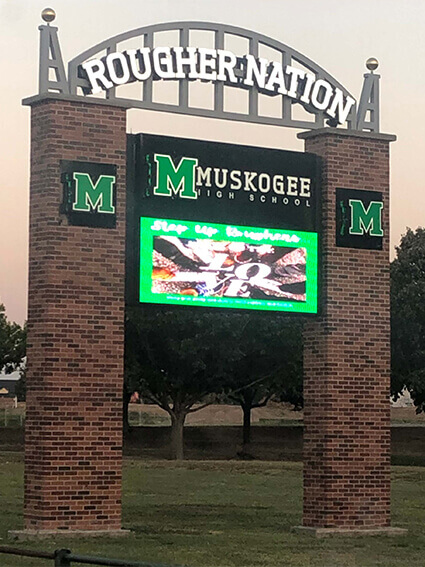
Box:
[123, 345, 140, 435]
[391, 228, 425, 412]
[125, 308, 230, 459]
[15, 366, 27, 402]
[224, 313, 303, 452]
[0, 304, 26, 373]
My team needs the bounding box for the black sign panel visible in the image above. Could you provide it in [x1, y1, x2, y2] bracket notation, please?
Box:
[126, 134, 321, 314]
[60, 160, 117, 228]
[336, 188, 383, 250]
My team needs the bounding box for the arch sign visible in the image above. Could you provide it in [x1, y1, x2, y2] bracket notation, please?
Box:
[83, 46, 354, 125]
[19, 15, 398, 539]
[34, 21, 379, 132]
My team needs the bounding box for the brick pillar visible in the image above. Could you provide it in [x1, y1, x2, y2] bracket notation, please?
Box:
[22, 97, 127, 533]
[299, 129, 399, 534]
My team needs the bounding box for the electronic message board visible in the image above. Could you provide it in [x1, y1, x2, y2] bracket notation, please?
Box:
[127, 135, 321, 314]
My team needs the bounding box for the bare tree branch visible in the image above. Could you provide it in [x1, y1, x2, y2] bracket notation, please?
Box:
[187, 400, 214, 414]
[143, 391, 171, 414]
[252, 394, 273, 409]
[226, 373, 274, 397]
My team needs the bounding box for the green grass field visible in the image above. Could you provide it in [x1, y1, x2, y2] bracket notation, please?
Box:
[1, 454, 425, 566]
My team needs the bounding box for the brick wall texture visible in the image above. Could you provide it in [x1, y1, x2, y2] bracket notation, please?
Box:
[25, 99, 127, 531]
[302, 131, 392, 529]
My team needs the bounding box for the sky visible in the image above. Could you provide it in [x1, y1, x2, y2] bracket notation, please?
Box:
[1, 0, 424, 324]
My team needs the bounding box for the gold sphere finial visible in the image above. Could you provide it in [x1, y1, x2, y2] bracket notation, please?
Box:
[41, 7, 56, 23]
[366, 57, 379, 72]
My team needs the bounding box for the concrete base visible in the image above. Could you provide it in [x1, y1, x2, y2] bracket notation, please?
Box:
[293, 526, 408, 538]
[8, 529, 131, 541]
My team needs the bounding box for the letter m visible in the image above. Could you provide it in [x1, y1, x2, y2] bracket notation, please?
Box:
[72, 173, 116, 213]
[348, 199, 383, 237]
[153, 154, 198, 199]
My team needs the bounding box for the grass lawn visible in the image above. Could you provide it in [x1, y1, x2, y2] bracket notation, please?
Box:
[0, 453, 425, 567]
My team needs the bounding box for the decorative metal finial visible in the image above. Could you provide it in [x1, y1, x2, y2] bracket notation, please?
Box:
[366, 57, 379, 72]
[41, 7, 56, 23]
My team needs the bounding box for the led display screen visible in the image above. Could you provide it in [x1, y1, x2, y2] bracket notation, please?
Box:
[127, 134, 321, 314]
[139, 217, 318, 313]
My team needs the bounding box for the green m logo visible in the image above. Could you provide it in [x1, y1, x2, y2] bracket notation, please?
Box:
[72, 172, 116, 214]
[153, 154, 198, 199]
[348, 199, 383, 237]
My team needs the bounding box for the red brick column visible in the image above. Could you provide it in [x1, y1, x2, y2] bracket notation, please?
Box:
[22, 97, 127, 533]
[300, 129, 395, 531]
[299, 129, 397, 533]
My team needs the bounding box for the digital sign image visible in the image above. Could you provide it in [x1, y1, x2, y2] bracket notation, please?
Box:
[139, 217, 318, 313]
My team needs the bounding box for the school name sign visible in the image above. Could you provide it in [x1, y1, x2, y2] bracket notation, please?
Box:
[152, 153, 313, 203]
[82, 46, 356, 125]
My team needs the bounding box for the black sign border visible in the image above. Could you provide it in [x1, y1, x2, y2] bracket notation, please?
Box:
[125, 134, 322, 317]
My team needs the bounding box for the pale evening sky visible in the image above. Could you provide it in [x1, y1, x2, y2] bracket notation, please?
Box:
[0, 0, 424, 324]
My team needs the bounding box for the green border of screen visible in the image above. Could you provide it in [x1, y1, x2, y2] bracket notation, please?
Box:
[139, 216, 318, 313]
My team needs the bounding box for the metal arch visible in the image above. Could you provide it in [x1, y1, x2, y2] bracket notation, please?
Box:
[66, 21, 357, 130]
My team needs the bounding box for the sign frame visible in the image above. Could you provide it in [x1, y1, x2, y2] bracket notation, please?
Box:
[125, 133, 322, 316]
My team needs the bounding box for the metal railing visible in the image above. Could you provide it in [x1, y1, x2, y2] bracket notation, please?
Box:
[0, 546, 182, 567]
